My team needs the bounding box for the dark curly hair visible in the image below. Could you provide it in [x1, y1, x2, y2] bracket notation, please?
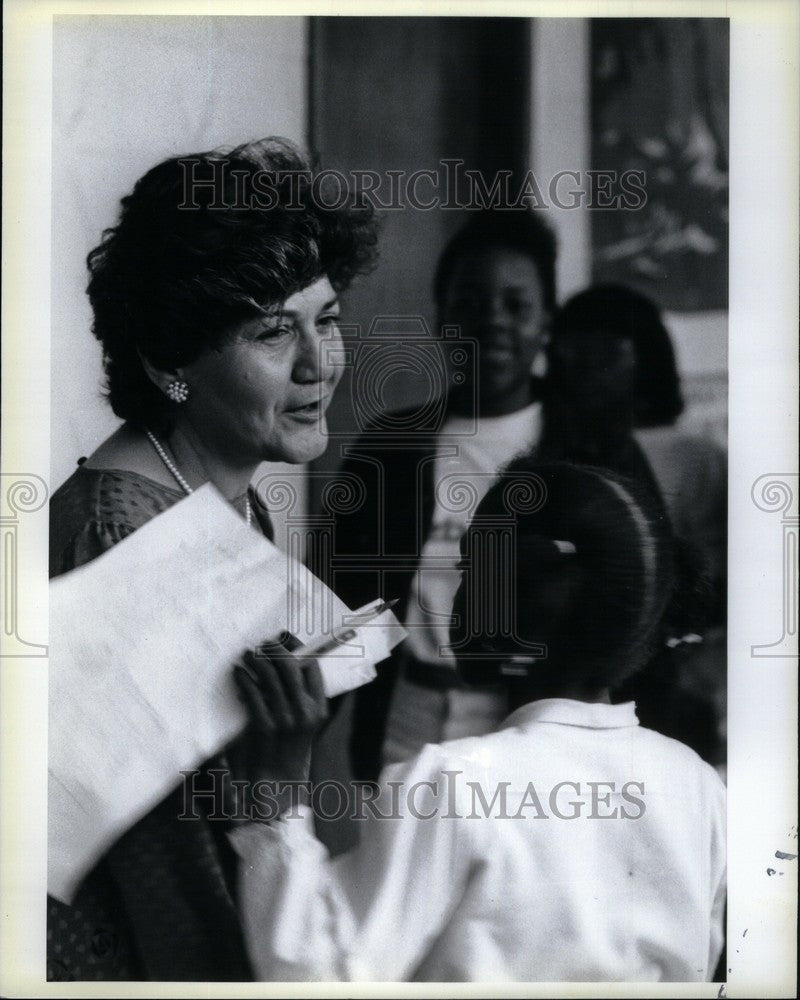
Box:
[87, 137, 379, 431]
[452, 460, 674, 691]
[550, 284, 685, 428]
[432, 209, 557, 315]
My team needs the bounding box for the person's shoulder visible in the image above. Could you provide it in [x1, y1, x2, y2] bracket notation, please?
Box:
[378, 736, 490, 789]
[378, 738, 505, 814]
[675, 432, 727, 482]
[53, 465, 181, 520]
[436, 727, 525, 776]
[636, 426, 726, 466]
[50, 464, 107, 535]
[634, 724, 726, 796]
[50, 465, 182, 574]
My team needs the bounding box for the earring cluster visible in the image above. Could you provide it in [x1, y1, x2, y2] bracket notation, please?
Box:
[166, 379, 190, 403]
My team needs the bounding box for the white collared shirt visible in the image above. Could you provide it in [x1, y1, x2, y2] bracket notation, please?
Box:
[231, 699, 726, 983]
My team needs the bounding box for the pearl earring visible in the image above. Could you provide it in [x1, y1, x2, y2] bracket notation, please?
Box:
[166, 379, 189, 403]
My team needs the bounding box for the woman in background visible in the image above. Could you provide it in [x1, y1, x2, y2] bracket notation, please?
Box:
[334, 210, 558, 785]
[48, 137, 377, 980]
[334, 219, 675, 787]
[549, 284, 726, 614]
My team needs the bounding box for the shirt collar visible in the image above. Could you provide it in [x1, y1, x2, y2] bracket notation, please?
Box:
[444, 399, 542, 436]
[498, 698, 639, 732]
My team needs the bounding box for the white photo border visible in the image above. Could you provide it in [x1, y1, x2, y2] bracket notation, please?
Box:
[1, 0, 797, 996]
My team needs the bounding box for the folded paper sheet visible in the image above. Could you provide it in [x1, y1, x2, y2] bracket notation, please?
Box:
[48, 484, 404, 904]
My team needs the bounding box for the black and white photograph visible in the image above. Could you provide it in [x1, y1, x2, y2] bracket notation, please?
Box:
[0, 1, 797, 994]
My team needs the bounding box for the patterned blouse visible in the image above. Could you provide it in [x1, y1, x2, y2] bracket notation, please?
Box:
[47, 462, 272, 981]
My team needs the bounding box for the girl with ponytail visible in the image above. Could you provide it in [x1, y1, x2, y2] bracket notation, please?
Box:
[229, 461, 726, 983]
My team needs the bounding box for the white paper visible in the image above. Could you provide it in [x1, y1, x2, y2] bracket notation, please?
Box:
[309, 597, 405, 698]
[47, 485, 404, 904]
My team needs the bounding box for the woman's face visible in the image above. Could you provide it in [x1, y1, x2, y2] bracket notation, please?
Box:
[440, 246, 549, 414]
[549, 329, 638, 410]
[181, 276, 343, 466]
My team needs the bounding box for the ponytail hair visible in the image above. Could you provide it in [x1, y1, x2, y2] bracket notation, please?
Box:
[452, 460, 674, 689]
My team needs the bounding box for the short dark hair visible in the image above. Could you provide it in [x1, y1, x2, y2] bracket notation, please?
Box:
[432, 209, 557, 314]
[453, 460, 674, 690]
[550, 284, 684, 427]
[87, 137, 379, 431]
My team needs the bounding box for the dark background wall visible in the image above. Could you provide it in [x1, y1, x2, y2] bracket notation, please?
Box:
[308, 17, 530, 506]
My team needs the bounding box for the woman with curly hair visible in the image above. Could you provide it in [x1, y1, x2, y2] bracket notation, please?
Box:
[48, 137, 378, 981]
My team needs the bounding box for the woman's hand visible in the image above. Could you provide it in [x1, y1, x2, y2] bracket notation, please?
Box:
[227, 635, 328, 805]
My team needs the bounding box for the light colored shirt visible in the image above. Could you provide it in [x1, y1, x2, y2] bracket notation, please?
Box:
[231, 699, 726, 983]
[384, 403, 542, 765]
[405, 402, 543, 667]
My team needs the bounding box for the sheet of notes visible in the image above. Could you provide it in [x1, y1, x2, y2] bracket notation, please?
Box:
[48, 485, 404, 903]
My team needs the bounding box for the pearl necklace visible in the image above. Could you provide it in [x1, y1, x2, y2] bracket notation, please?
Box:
[145, 429, 252, 528]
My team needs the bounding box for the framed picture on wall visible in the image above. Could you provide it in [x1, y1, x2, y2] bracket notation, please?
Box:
[590, 18, 728, 313]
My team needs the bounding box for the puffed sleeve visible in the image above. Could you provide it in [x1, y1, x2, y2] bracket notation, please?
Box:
[50, 520, 136, 578]
[229, 744, 480, 981]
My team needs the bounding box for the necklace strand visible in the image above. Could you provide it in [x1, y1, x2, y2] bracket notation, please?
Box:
[145, 429, 252, 527]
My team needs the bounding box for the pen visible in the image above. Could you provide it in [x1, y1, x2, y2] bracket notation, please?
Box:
[307, 598, 400, 656]
[249, 598, 399, 665]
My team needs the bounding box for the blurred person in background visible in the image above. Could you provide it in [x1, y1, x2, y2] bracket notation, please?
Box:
[330, 210, 557, 784]
[335, 217, 712, 780]
[332, 214, 688, 787]
[546, 284, 726, 770]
